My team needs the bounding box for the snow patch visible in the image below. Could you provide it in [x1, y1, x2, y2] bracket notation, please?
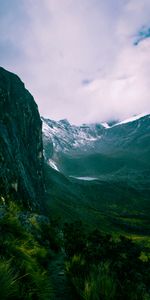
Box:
[42, 121, 51, 137]
[70, 176, 98, 181]
[114, 113, 148, 126]
[48, 159, 59, 172]
[101, 122, 110, 129]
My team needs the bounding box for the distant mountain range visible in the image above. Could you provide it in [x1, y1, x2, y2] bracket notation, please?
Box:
[42, 113, 150, 185]
[43, 113, 150, 232]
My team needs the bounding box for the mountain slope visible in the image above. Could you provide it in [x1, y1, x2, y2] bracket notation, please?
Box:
[45, 163, 150, 236]
[0, 67, 44, 209]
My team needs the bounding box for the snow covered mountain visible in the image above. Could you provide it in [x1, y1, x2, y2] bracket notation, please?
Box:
[42, 114, 150, 180]
[42, 118, 104, 153]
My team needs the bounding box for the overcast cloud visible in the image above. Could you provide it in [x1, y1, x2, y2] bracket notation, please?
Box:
[0, 0, 150, 124]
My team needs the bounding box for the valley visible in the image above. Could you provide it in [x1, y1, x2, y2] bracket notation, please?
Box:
[0, 67, 149, 299]
[43, 114, 150, 243]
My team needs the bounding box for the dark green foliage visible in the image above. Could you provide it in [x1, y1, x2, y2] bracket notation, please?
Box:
[40, 220, 60, 252]
[0, 259, 19, 300]
[63, 221, 86, 257]
[63, 222, 150, 300]
[82, 263, 117, 300]
[0, 202, 54, 300]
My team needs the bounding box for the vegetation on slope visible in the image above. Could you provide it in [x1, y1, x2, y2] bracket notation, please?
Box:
[63, 222, 150, 300]
[0, 200, 60, 300]
[45, 164, 150, 239]
[0, 194, 150, 300]
[0, 164, 149, 299]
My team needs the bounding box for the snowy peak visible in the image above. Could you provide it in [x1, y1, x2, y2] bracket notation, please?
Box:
[58, 119, 70, 126]
[42, 114, 150, 161]
[112, 113, 149, 127]
[42, 113, 150, 158]
[42, 113, 150, 178]
[42, 117, 104, 154]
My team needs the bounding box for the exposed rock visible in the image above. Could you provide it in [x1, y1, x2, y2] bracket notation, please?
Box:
[0, 67, 44, 209]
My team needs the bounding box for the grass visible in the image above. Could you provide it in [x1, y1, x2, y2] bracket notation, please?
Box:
[0, 259, 19, 300]
[63, 223, 150, 300]
[0, 201, 54, 300]
[0, 164, 149, 299]
[83, 263, 117, 300]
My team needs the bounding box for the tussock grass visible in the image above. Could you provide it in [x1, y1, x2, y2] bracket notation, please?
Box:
[0, 201, 54, 299]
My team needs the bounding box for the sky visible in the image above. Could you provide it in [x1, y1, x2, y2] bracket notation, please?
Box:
[0, 0, 150, 124]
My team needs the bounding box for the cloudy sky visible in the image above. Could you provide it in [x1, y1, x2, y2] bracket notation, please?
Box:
[0, 0, 150, 124]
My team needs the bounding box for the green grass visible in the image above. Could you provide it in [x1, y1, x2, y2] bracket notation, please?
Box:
[63, 222, 150, 300]
[0, 259, 19, 300]
[0, 201, 55, 300]
[83, 263, 117, 300]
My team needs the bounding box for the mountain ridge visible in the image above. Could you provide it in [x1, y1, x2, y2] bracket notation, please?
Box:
[42, 113, 150, 181]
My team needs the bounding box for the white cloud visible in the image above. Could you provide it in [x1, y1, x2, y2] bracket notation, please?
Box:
[0, 0, 150, 124]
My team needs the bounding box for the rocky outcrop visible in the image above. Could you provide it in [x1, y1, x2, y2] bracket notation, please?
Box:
[0, 67, 44, 209]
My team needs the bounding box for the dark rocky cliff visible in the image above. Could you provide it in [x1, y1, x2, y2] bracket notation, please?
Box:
[0, 67, 44, 209]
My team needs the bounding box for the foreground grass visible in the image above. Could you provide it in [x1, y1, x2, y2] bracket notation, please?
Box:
[0, 201, 60, 300]
[63, 222, 150, 300]
[0, 197, 150, 300]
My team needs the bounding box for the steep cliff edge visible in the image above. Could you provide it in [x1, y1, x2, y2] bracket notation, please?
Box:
[0, 67, 44, 209]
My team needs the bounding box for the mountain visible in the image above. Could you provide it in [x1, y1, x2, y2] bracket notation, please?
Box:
[43, 114, 150, 234]
[0, 68, 149, 299]
[42, 114, 150, 185]
[0, 68, 59, 300]
[0, 67, 44, 209]
[42, 117, 104, 155]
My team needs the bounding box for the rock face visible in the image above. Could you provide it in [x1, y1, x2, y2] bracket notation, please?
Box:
[0, 67, 44, 209]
